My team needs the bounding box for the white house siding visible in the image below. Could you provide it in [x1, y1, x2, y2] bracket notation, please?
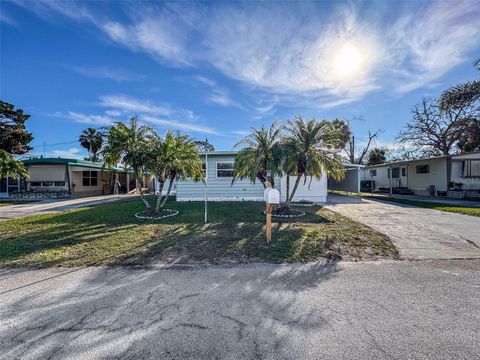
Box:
[176, 154, 265, 201]
[176, 153, 328, 203]
[450, 153, 480, 190]
[363, 158, 449, 195]
[405, 158, 448, 195]
[281, 175, 327, 203]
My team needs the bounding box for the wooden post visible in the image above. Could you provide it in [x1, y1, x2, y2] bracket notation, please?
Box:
[266, 203, 273, 245]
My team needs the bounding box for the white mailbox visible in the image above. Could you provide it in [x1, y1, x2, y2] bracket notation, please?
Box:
[266, 188, 280, 204]
[264, 188, 271, 202]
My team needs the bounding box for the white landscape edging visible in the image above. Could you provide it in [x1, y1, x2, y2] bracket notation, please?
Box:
[264, 208, 306, 218]
[135, 209, 179, 220]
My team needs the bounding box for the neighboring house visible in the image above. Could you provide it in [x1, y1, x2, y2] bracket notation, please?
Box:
[331, 151, 480, 198]
[176, 151, 328, 203]
[0, 157, 155, 198]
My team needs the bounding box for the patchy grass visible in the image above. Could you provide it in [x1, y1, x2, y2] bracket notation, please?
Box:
[0, 199, 38, 207]
[366, 196, 480, 217]
[0, 197, 398, 267]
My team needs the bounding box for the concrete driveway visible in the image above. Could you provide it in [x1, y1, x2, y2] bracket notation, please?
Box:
[0, 195, 129, 221]
[1, 260, 479, 359]
[325, 194, 480, 260]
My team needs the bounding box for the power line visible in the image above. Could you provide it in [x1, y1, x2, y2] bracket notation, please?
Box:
[29, 140, 78, 149]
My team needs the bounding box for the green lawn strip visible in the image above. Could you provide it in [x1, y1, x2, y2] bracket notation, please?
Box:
[0, 197, 398, 267]
[0, 200, 38, 206]
[365, 196, 480, 217]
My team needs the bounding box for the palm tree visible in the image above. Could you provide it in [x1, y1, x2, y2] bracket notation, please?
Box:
[0, 150, 29, 180]
[79, 128, 104, 162]
[440, 59, 480, 111]
[102, 117, 153, 209]
[233, 120, 283, 188]
[283, 117, 345, 207]
[367, 147, 387, 165]
[149, 131, 204, 213]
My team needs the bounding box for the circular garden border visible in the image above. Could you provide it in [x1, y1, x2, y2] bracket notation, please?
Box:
[264, 208, 306, 218]
[135, 208, 179, 220]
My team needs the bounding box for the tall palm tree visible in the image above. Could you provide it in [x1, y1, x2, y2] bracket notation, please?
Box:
[283, 117, 345, 207]
[102, 117, 153, 208]
[148, 131, 204, 213]
[79, 128, 104, 162]
[440, 59, 480, 111]
[233, 120, 283, 188]
[0, 150, 29, 180]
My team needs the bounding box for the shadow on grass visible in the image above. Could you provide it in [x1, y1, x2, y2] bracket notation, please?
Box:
[0, 197, 395, 267]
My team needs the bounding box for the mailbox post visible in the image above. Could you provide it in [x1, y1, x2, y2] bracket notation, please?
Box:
[264, 187, 280, 245]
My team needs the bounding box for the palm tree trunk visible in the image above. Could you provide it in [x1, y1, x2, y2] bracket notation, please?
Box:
[286, 174, 302, 207]
[159, 178, 174, 209]
[155, 182, 165, 213]
[137, 177, 151, 209]
[285, 175, 290, 203]
[114, 173, 119, 194]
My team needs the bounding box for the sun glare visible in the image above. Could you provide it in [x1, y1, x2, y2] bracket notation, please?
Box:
[333, 44, 363, 77]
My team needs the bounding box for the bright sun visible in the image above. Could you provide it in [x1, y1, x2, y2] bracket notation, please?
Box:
[333, 44, 363, 77]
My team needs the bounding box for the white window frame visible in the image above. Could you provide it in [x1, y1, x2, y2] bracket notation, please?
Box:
[216, 161, 234, 179]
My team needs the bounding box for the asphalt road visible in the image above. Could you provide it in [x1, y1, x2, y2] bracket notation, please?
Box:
[1, 260, 479, 359]
[326, 194, 480, 260]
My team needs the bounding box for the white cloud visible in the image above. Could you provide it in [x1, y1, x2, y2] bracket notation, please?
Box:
[50, 147, 83, 159]
[70, 66, 144, 82]
[102, 16, 191, 66]
[0, 12, 18, 27]
[142, 116, 218, 135]
[58, 95, 218, 135]
[192, 76, 241, 108]
[18, 1, 480, 109]
[14, 0, 96, 23]
[99, 95, 174, 117]
[228, 130, 250, 136]
[56, 111, 115, 126]
[386, 1, 480, 93]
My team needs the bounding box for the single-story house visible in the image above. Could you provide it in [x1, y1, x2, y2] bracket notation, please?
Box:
[330, 151, 480, 198]
[2, 152, 329, 202]
[0, 157, 155, 198]
[175, 151, 328, 203]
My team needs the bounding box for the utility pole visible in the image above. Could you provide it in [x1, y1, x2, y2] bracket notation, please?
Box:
[204, 152, 208, 224]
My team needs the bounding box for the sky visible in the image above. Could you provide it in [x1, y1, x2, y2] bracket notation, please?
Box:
[1, 0, 479, 159]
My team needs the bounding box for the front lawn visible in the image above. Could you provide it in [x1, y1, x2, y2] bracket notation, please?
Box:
[0, 197, 398, 267]
[0, 199, 38, 207]
[367, 197, 480, 217]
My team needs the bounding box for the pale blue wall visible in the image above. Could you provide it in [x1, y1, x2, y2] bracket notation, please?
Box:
[176, 154, 266, 201]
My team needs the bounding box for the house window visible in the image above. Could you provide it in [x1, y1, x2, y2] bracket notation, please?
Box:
[202, 162, 207, 176]
[30, 181, 42, 187]
[82, 171, 98, 186]
[369, 169, 377, 176]
[216, 162, 234, 178]
[54, 181, 66, 186]
[389, 167, 399, 178]
[401, 168, 406, 177]
[462, 160, 480, 178]
[416, 165, 430, 174]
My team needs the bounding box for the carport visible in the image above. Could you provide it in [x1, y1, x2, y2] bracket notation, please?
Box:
[328, 164, 365, 194]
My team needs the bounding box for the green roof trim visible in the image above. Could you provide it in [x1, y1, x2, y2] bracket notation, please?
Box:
[22, 158, 137, 173]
